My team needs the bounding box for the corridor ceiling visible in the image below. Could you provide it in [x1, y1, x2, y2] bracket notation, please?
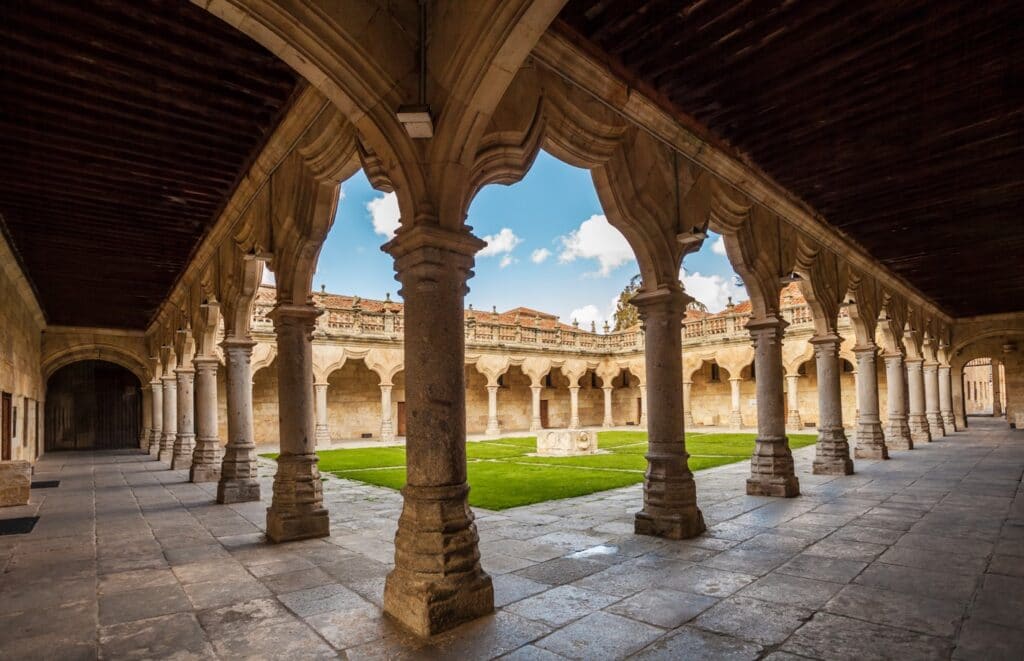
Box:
[558, 1, 1024, 318]
[0, 0, 299, 328]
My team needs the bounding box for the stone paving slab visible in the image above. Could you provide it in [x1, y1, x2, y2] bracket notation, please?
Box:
[0, 419, 1021, 659]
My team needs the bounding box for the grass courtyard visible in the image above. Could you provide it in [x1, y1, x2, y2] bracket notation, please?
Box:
[264, 431, 817, 511]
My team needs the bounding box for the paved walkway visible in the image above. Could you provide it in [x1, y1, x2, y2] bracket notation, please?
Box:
[1, 419, 1021, 659]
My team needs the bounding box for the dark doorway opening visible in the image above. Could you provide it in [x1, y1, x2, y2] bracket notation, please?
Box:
[45, 361, 141, 451]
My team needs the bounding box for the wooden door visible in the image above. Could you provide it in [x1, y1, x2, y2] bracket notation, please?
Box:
[1, 393, 11, 460]
[539, 400, 549, 429]
[396, 401, 406, 436]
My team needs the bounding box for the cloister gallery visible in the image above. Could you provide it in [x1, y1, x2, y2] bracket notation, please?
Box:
[1, 1, 1022, 659]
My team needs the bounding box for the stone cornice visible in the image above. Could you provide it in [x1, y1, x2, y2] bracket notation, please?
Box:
[531, 31, 952, 325]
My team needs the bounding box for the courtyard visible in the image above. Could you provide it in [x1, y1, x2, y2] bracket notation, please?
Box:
[1, 419, 1021, 659]
[266, 432, 818, 510]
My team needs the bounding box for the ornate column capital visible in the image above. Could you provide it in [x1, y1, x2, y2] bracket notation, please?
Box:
[383, 225, 485, 294]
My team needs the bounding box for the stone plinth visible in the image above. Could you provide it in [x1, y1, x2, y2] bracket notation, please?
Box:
[536, 429, 596, 456]
[0, 460, 31, 507]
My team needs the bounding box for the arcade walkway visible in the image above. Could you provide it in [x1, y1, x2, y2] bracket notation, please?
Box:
[1, 420, 1021, 660]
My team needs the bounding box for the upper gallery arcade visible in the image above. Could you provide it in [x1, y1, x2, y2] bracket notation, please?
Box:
[1, 0, 1022, 639]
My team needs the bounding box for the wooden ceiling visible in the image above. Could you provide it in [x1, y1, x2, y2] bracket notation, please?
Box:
[0, 0, 299, 328]
[559, 1, 1024, 318]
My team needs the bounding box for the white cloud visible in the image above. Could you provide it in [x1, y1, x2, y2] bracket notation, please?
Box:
[682, 270, 743, 313]
[531, 248, 551, 264]
[499, 255, 516, 269]
[570, 304, 603, 329]
[558, 214, 634, 276]
[479, 228, 522, 257]
[261, 268, 275, 286]
[711, 235, 727, 256]
[367, 192, 400, 238]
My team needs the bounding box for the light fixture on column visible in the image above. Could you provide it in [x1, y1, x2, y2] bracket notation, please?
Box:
[398, 0, 433, 138]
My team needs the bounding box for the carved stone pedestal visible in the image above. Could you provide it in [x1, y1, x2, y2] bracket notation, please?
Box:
[266, 454, 330, 543]
[536, 429, 596, 456]
[0, 461, 31, 507]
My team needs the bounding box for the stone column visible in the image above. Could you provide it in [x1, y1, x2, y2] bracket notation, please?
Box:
[217, 339, 261, 503]
[382, 227, 492, 637]
[380, 384, 395, 442]
[853, 345, 888, 459]
[172, 367, 196, 470]
[632, 287, 705, 539]
[746, 318, 799, 497]
[149, 379, 163, 456]
[938, 365, 956, 431]
[602, 386, 614, 427]
[906, 358, 931, 443]
[266, 303, 329, 543]
[639, 384, 648, 428]
[485, 385, 501, 436]
[141, 385, 152, 452]
[923, 362, 945, 437]
[530, 385, 542, 431]
[568, 385, 581, 429]
[313, 382, 331, 446]
[811, 335, 854, 474]
[883, 353, 913, 450]
[190, 357, 221, 482]
[683, 381, 695, 427]
[785, 374, 802, 431]
[991, 361, 1002, 416]
[728, 378, 743, 429]
[160, 374, 177, 462]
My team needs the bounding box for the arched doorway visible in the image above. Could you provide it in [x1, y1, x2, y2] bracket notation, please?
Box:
[45, 360, 141, 451]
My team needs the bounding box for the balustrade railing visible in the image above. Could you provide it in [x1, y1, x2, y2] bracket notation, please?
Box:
[251, 296, 832, 355]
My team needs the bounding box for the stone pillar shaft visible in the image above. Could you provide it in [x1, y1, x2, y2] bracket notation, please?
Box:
[924, 362, 946, 437]
[217, 339, 261, 503]
[568, 386, 581, 429]
[266, 304, 329, 543]
[149, 380, 163, 456]
[602, 386, 614, 428]
[530, 385, 542, 431]
[991, 361, 1002, 416]
[172, 368, 196, 470]
[160, 375, 177, 462]
[632, 287, 705, 539]
[380, 384, 395, 442]
[938, 365, 956, 431]
[639, 384, 648, 428]
[811, 335, 853, 475]
[191, 357, 221, 483]
[786, 374, 802, 431]
[683, 381, 695, 428]
[314, 382, 331, 446]
[382, 227, 492, 637]
[746, 317, 799, 497]
[906, 358, 931, 443]
[141, 385, 152, 451]
[728, 378, 743, 429]
[485, 385, 501, 436]
[854, 346, 888, 459]
[883, 354, 913, 450]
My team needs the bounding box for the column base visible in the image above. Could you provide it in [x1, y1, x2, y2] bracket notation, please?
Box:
[217, 478, 261, 504]
[381, 420, 395, 443]
[384, 483, 493, 637]
[530, 419, 542, 432]
[812, 426, 854, 475]
[729, 412, 743, 430]
[908, 414, 932, 443]
[635, 508, 705, 539]
[267, 506, 330, 543]
[314, 425, 331, 447]
[158, 435, 175, 462]
[926, 413, 946, 438]
[190, 465, 221, 483]
[853, 422, 888, 459]
[941, 412, 955, 431]
[170, 434, 195, 470]
[684, 412, 695, 428]
[485, 423, 501, 437]
[747, 437, 799, 497]
[786, 411, 802, 432]
[266, 453, 329, 543]
[149, 434, 161, 456]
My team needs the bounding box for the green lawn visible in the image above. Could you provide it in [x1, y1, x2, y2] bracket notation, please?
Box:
[262, 431, 818, 511]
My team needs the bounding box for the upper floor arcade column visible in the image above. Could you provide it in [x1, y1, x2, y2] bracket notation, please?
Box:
[266, 303, 329, 543]
[381, 225, 493, 637]
[632, 285, 705, 539]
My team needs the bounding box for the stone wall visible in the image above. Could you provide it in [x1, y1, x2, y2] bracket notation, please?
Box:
[0, 233, 45, 463]
[252, 361, 280, 447]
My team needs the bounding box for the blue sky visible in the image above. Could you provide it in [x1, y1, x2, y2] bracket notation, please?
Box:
[288, 150, 744, 329]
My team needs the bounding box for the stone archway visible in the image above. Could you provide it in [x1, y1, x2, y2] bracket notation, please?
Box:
[45, 360, 141, 451]
[326, 358, 384, 441]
